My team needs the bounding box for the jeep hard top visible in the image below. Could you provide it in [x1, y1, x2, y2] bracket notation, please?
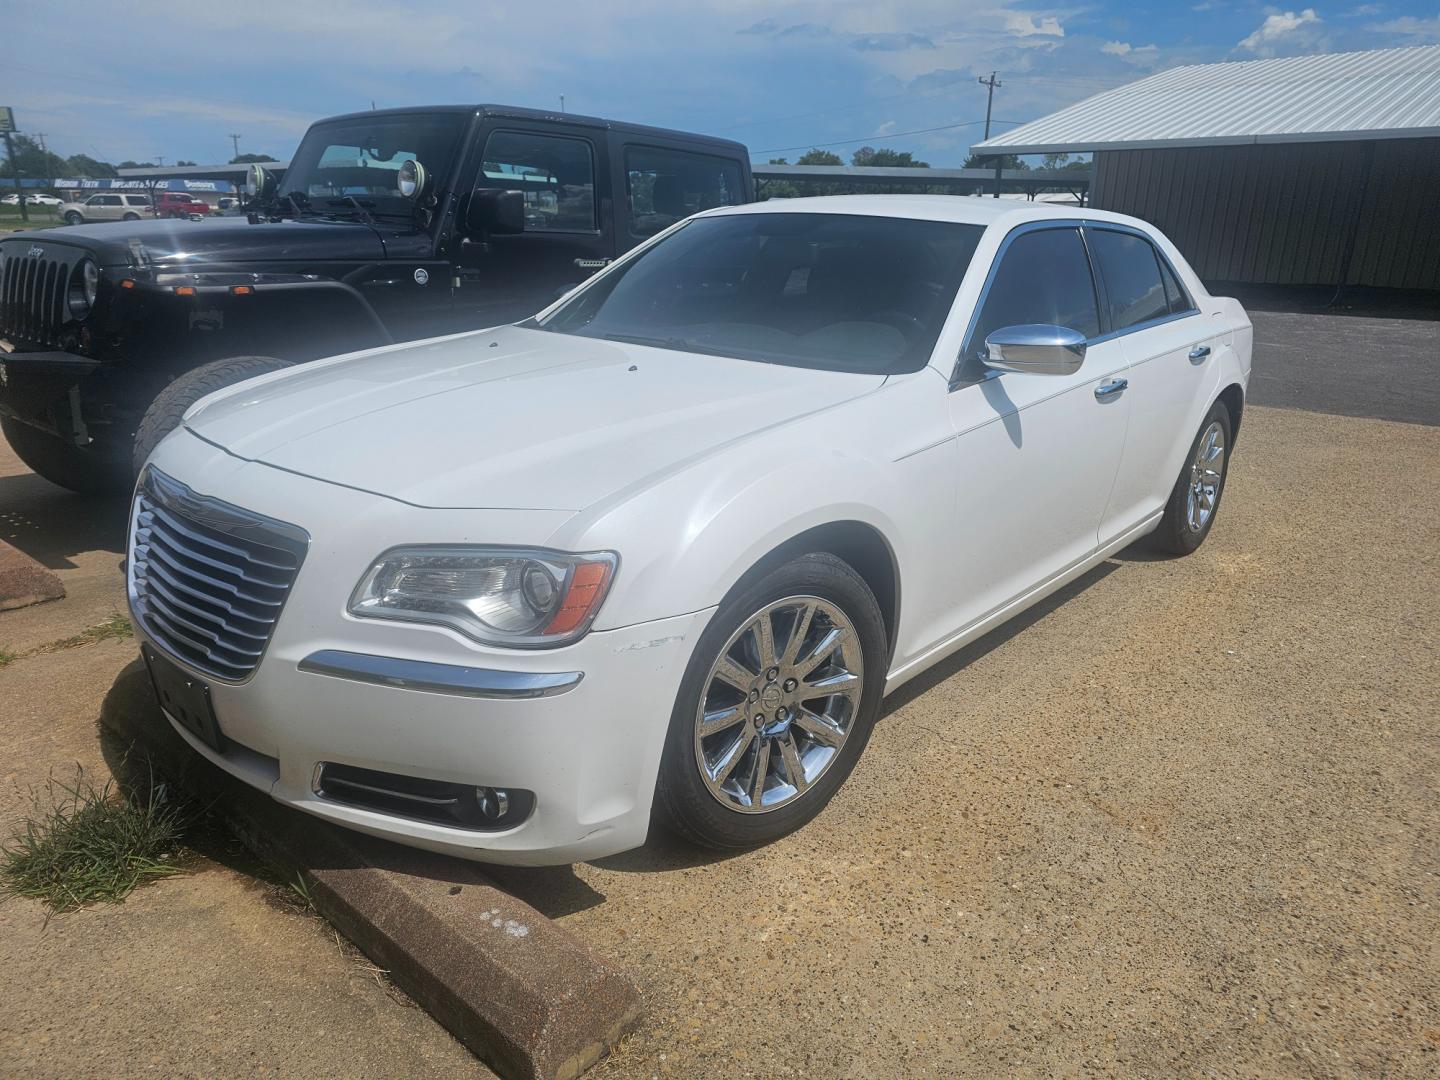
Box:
[0, 104, 753, 491]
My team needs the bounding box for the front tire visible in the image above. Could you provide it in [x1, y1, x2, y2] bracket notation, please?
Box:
[132, 356, 292, 475]
[64, 211, 83, 226]
[0, 417, 128, 495]
[655, 552, 886, 850]
[1149, 400, 1233, 555]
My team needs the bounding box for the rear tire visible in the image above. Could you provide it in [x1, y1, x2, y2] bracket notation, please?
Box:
[123, 212, 140, 221]
[132, 356, 292, 475]
[1149, 400, 1233, 555]
[655, 551, 886, 851]
[0, 416, 128, 496]
[64, 211, 83, 226]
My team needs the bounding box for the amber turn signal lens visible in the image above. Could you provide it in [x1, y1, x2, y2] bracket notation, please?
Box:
[174, 286, 196, 296]
[231, 285, 253, 295]
[542, 560, 615, 636]
[119, 279, 136, 289]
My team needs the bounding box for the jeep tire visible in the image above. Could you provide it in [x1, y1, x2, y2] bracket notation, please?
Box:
[133, 356, 293, 475]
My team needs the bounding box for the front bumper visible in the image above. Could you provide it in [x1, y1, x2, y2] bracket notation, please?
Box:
[133, 429, 713, 866]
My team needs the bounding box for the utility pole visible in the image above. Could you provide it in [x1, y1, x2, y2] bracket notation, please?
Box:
[228, 133, 242, 160]
[978, 71, 1003, 198]
[559, 94, 565, 114]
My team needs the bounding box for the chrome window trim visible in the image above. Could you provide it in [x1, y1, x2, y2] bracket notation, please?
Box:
[297, 649, 584, 699]
[950, 218, 1100, 390]
[950, 218, 1202, 390]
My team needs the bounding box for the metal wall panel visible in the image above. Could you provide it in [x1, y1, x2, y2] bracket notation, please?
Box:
[1091, 139, 1440, 289]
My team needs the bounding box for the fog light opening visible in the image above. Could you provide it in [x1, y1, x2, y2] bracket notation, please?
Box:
[476, 786, 510, 821]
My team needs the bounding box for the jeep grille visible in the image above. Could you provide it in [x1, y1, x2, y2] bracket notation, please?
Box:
[0, 241, 82, 347]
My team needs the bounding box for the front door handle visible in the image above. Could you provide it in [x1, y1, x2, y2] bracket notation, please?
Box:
[1094, 378, 1128, 400]
[1188, 344, 1212, 361]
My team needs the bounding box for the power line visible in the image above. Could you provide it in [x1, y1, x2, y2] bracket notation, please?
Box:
[755, 118, 1021, 157]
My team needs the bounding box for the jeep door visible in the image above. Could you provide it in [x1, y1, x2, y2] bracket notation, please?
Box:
[454, 124, 614, 328]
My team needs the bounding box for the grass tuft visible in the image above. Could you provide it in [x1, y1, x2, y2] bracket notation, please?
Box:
[0, 648, 16, 669]
[0, 614, 134, 671]
[0, 767, 188, 912]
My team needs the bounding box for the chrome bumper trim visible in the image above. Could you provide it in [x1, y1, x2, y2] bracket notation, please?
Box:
[297, 649, 583, 699]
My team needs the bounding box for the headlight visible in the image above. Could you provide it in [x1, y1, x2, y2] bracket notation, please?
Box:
[68, 258, 99, 318]
[349, 547, 618, 648]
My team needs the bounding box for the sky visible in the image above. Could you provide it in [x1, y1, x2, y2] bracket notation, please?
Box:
[3, 1, 1438, 169]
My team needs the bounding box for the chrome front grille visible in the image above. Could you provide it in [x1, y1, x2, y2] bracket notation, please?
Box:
[129, 467, 309, 681]
[0, 241, 79, 346]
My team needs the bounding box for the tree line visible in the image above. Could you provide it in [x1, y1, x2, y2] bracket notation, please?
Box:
[0, 136, 278, 180]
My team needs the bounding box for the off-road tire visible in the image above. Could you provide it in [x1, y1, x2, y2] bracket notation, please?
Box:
[132, 356, 292, 475]
[654, 551, 887, 851]
[0, 416, 128, 496]
[1149, 399, 1233, 555]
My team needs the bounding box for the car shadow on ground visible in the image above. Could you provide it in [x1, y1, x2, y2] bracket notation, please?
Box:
[0, 473, 127, 570]
[88, 553, 1134, 921]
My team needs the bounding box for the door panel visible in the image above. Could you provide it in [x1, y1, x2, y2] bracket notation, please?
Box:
[944, 339, 1129, 634]
[1102, 315, 1222, 539]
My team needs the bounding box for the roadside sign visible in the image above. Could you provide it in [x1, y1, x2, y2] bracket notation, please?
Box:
[0, 108, 14, 134]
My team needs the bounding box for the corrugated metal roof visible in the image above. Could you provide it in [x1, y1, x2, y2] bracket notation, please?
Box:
[973, 45, 1440, 155]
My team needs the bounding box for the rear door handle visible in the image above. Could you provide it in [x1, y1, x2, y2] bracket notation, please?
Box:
[1188, 344, 1211, 361]
[1094, 378, 1128, 400]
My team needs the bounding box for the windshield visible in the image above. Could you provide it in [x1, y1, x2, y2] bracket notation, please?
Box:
[533, 212, 983, 374]
[281, 113, 466, 219]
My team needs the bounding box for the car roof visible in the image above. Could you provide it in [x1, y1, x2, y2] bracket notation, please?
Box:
[702, 194, 1153, 232]
[313, 104, 748, 155]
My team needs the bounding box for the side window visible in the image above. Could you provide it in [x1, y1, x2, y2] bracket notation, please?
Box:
[99, 195, 123, 206]
[127, 195, 152, 206]
[477, 131, 596, 233]
[966, 227, 1100, 360]
[1157, 254, 1193, 315]
[1089, 229, 1170, 331]
[86, 195, 105, 205]
[624, 146, 744, 238]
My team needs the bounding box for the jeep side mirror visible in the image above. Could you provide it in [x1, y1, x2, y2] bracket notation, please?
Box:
[467, 189, 525, 237]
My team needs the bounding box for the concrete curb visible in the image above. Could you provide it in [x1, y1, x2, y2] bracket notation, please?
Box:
[0, 540, 65, 611]
[100, 662, 641, 1080]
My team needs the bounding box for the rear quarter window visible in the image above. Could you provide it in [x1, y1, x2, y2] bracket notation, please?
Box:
[625, 146, 745, 238]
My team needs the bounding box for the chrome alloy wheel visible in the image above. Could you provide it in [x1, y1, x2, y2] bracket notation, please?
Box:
[694, 596, 864, 814]
[1186, 420, 1226, 533]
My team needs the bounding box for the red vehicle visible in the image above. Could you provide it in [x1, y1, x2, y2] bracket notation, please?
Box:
[153, 191, 213, 218]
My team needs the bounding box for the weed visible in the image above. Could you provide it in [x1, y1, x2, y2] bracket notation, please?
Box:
[0, 614, 134, 670]
[0, 766, 188, 912]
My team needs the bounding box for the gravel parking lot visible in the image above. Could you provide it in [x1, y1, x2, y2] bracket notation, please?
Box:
[1, 303, 1436, 1077]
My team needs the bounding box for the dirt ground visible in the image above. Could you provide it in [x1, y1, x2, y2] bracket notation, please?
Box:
[1, 318, 1437, 1077]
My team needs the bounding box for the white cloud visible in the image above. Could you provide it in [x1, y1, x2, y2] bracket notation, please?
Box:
[1371, 15, 1440, 42]
[1005, 13, 1065, 37]
[1236, 8, 1323, 56]
[1101, 40, 1132, 55]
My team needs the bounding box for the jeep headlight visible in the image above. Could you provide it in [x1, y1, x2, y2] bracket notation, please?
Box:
[68, 258, 99, 318]
[349, 547, 618, 648]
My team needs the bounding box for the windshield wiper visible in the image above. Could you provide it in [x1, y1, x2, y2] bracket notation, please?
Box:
[323, 196, 376, 225]
[600, 332, 751, 361]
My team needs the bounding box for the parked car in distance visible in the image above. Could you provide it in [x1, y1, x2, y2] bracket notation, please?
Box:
[127, 196, 1252, 866]
[27, 193, 63, 206]
[1, 193, 18, 205]
[153, 191, 212, 218]
[0, 103, 753, 494]
[56, 192, 153, 225]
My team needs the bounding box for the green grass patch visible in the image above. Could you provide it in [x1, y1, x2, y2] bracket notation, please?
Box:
[1, 614, 134, 670]
[1, 768, 188, 911]
[0, 648, 16, 669]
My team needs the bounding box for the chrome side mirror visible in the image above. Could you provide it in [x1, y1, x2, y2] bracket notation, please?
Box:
[982, 324, 1087, 376]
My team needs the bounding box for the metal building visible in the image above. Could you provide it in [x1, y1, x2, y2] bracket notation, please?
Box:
[971, 45, 1440, 292]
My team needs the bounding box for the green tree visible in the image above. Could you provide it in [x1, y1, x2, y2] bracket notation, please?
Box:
[962, 152, 1027, 170]
[63, 154, 118, 178]
[1041, 152, 1070, 171]
[175, 159, 198, 167]
[229, 153, 278, 164]
[0, 135, 68, 179]
[851, 146, 929, 168]
[795, 148, 843, 166]
[116, 161, 150, 170]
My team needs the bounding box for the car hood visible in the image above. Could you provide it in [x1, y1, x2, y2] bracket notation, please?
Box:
[184, 326, 885, 511]
[12, 217, 387, 265]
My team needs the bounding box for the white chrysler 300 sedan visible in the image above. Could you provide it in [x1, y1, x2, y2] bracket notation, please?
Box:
[128, 196, 1251, 865]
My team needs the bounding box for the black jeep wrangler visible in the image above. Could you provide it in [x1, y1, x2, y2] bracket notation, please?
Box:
[0, 105, 752, 492]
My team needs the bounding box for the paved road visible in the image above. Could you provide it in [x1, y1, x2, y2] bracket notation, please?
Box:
[1246, 308, 1439, 427]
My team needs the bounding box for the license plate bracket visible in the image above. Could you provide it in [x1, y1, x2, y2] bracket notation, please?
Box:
[142, 644, 227, 753]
